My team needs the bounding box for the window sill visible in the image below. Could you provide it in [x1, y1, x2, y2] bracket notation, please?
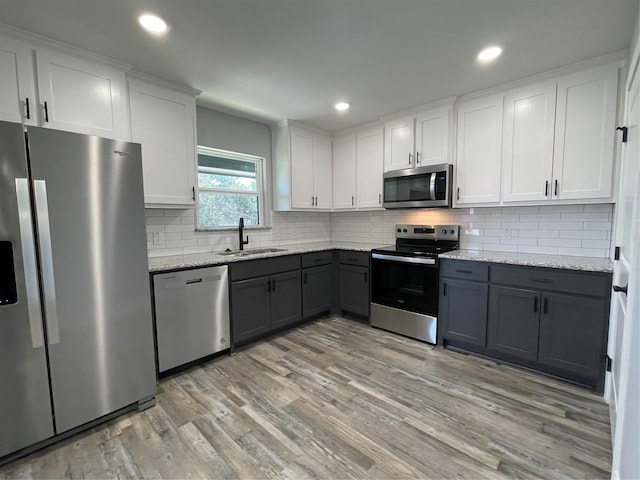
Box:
[195, 225, 272, 232]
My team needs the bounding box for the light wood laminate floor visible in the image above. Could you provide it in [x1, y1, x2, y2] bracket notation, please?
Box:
[1, 317, 612, 479]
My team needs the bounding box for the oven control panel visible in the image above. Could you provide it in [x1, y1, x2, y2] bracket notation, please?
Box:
[395, 224, 459, 241]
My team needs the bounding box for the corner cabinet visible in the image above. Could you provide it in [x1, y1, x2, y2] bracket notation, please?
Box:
[439, 259, 612, 392]
[384, 103, 452, 172]
[128, 75, 199, 207]
[332, 126, 384, 211]
[272, 121, 332, 211]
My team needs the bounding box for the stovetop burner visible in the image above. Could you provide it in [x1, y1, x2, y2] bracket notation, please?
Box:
[371, 224, 460, 258]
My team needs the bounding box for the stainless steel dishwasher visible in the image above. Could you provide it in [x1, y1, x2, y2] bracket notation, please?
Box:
[153, 265, 230, 373]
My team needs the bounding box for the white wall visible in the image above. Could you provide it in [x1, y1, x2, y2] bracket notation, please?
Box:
[331, 204, 614, 258]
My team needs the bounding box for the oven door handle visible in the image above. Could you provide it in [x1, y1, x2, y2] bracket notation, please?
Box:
[371, 253, 436, 265]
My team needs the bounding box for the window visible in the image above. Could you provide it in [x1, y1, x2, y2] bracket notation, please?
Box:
[197, 146, 265, 229]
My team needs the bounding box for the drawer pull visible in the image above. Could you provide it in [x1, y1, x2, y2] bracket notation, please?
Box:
[533, 296, 538, 313]
[455, 269, 473, 274]
[314, 258, 324, 263]
[304, 273, 307, 284]
[347, 257, 357, 262]
[543, 297, 549, 314]
[531, 278, 553, 284]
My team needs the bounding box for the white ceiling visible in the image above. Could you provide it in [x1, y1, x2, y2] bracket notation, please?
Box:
[0, 0, 637, 132]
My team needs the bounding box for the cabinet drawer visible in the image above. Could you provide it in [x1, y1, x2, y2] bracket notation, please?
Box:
[230, 255, 300, 281]
[301, 251, 333, 268]
[491, 265, 611, 297]
[338, 250, 369, 267]
[441, 260, 489, 281]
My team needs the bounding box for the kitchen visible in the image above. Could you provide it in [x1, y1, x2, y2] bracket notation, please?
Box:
[0, 0, 639, 478]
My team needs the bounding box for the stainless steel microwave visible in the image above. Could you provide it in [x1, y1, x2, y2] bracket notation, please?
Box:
[383, 163, 453, 209]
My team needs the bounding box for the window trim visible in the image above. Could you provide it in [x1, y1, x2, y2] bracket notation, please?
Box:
[196, 146, 267, 230]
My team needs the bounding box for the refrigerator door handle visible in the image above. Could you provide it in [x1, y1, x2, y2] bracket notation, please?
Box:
[33, 180, 60, 345]
[15, 179, 45, 349]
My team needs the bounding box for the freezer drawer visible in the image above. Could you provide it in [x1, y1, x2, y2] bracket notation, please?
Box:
[154, 266, 230, 373]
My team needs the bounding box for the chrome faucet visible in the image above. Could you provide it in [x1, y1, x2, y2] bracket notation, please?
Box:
[238, 217, 249, 251]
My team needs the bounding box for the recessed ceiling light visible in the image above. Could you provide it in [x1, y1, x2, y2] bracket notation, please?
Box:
[477, 46, 502, 63]
[139, 13, 168, 34]
[335, 102, 350, 111]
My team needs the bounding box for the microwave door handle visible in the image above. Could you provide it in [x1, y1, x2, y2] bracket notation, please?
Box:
[429, 172, 436, 200]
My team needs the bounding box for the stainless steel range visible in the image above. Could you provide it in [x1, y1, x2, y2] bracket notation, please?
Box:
[370, 224, 460, 344]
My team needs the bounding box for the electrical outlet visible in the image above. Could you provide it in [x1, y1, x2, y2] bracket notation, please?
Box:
[503, 228, 511, 240]
[153, 232, 164, 245]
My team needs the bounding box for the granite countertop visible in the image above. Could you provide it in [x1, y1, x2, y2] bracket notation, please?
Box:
[148, 241, 387, 273]
[439, 249, 613, 273]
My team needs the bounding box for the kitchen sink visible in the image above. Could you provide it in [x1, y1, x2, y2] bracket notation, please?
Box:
[216, 247, 287, 257]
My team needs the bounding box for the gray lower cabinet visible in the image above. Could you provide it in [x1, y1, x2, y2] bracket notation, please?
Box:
[487, 286, 540, 361]
[439, 258, 611, 391]
[538, 293, 608, 378]
[338, 262, 369, 317]
[302, 265, 333, 319]
[230, 255, 301, 347]
[440, 278, 488, 346]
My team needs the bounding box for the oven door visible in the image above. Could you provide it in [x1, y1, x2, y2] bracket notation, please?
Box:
[370, 254, 439, 316]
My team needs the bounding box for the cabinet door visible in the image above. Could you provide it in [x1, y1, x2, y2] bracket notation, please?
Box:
[231, 277, 271, 345]
[313, 135, 333, 209]
[302, 265, 333, 319]
[129, 79, 197, 206]
[384, 115, 415, 171]
[487, 286, 540, 361]
[35, 48, 129, 140]
[553, 65, 618, 200]
[339, 264, 369, 317]
[290, 127, 315, 208]
[356, 126, 384, 209]
[332, 134, 356, 210]
[439, 279, 488, 346]
[415, 107, 450, 167]
[538, 293, 607, 378]
[502, 83, 556, 202]
[0, 36, 37, 125]
[270, 271, 302, 329]
[455, 95, 503, 204]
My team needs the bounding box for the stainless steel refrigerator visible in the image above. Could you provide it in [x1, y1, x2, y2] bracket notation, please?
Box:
[0, 120, 156, 459]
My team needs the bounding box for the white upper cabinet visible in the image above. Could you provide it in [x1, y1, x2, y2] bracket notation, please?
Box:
[128, 76, 199, 207]
[553, 65, 618, 201]
[35, 47, 129, 140]
[502, 82, 557, 202]
[384, 115, 415, 171]
[456, 95, 504, 205]
[332, 133, 357, 210]
[415, 107, 451, 167]
[384, 104, 452, 172]
[0, 36, 37, 125]
[356, 126, 384, 209]
[272, 122, 332, 211]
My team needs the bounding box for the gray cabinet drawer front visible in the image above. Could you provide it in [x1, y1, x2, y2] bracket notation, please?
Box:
[301, 251, 333, 268]
[338, 250, 369, 267]
[491, 265, 610, 297]
[230, 255, 300, 281]
[441, 260, 489, 281]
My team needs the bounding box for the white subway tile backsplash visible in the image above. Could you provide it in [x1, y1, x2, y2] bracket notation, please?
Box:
[583, 221, 613, 230]
[539, 221, 583, 230]
[581, 239, 612, 249]
[538, 238, 582, 248]
[518, 245, 559, 255]
[560, 230, 608, 239]
[560, 213, 611, 221]
[558, 247, 608, 257]
[517, 230, 560, 238]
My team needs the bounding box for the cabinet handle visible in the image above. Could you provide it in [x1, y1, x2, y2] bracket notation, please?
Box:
[613, 284, 628, 295]
[315, 196, 318, 206]
[443, 283, 447, 296]
[352, 195, 355, 206]
[313, 258, 323, 263]
[43, 101, 49, 123]
[533, 296, 538, 313]
[545, 180, 549, 197]
[378, 193, 382, 204]
[304, 272, 307, 284]
[267, 279, 271, 292]
[347, 257, 357, 262]
[531, 277, 553, 284]
[25, 97, 31, 120]
[364, 271, 368, 283]
[455, 269, 473, 274]
[272, 279, 276, 292]
[456, 187, 460, 201]
[543, 297, 549, 314]
[416, 152, 421, 164]
[554, 180, 559, 196]
[408, 153, 412, 164]
[192, 186, 195, 201]
[311, 196, 315, 206]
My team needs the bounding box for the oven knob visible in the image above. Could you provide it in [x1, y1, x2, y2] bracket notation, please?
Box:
[397, 228, 401, 233]
[450, 229, 455, 234]
[442, 229, 447, 234]
[403, 228, 407, 233]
